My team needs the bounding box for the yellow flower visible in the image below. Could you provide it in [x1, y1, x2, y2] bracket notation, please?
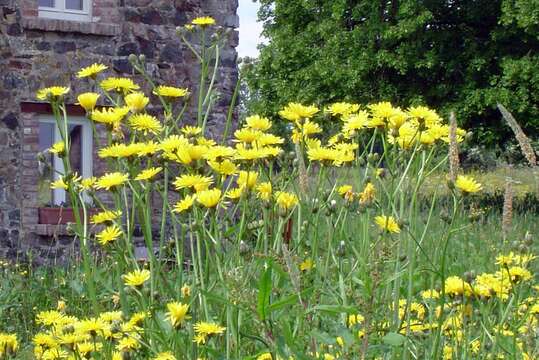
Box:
[88, 209, 116, 225]
[135, 167, 162, 181]
[49, 141, 65, 155]
[153, 86, 189, 98]
[237, 171, 258, 189]
[77, 92, 100, 111]
[91, 107, 130, 126]
[191, 16, 216, 26]
[359, 182, 375, 204]
[256, 182, 272, 201]
[374, 215, 400, 234]
[455, 175, 482, 194]
[100, 77, 140, 94]
[77, 63, 108, 78]
[234, 128, 262, 143]
[279, 102, 319, 122]
[51, 178, 68, 190]
[123, 269, 151, 288]
[245, 115, 272, 131]
[124, 92, 149, 112]
[129, 113, 163, 135]
[181, 284, 191, 298]
[153, 352, 176, 360]
[444, 276, 473, 297]
[275, 191, 299, 210]
[36, 86, 69, 101]
[0, 333, 18, 356]
[166, 302, 190, 328]
[326, 102, 360, 117]
[194, 321, 225, 337]
[338, 185, 353, 197]
[181, 126, 203, 136]
[208, 159, 238, 176]
[173, 174, 213, 192]
[196, 189, 222, 208]
[95, 172, 129, 191]
[116, 336, 141, 352]
[98, 142, 151, 158]
[299, 258, 314, 271]
[226, 187, 246, 200]
[172, 195, 196, 213]
[96, 225, 122, 246]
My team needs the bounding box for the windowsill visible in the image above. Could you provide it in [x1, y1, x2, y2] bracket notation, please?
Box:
[22, 17, 120, 36]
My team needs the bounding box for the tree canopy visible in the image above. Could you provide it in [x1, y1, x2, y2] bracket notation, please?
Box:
[243, 0, 539, 146]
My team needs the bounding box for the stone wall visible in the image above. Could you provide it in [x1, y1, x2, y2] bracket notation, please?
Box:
[0, 0, 239, 264]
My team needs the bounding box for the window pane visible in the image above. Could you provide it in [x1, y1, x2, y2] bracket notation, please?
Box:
[66, 125, 83, 205]
[38, 123, 55, 207]
[39, 0, 55, 7]
[66, 0, 83, 10]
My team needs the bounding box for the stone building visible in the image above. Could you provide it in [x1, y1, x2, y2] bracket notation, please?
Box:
[0, 0, 239, 263]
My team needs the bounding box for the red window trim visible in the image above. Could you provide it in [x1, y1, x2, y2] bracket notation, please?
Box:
[20, 102, 86, 116]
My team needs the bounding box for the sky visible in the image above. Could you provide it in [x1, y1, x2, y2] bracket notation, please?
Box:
[237, 1, 264, 58]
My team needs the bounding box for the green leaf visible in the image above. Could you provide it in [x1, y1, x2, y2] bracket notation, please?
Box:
[307, 304, 358, 314]
[383, 332, 406, 346]
[257, 262, 273, 321]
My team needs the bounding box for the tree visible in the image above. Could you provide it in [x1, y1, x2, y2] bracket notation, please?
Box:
[243, 0, 539, 146]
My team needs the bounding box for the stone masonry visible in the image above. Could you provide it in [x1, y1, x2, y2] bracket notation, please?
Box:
[0, 0, 239, 264]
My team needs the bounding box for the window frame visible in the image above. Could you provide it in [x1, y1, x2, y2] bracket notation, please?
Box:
[38, 0, 92, 22]
[39, 115, 93, 206]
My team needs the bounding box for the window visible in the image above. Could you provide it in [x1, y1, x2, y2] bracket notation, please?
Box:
[38, 0, 91, 22]
[38, 115, 93, 207]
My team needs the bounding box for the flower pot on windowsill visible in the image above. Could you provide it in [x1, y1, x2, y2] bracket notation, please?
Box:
[38, 207, 99, 225]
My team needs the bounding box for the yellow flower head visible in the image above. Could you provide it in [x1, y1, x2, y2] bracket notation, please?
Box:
[135, 167, 162, 181]
[153, 86, 189, 98]
[234, 128, 262, 143]
[51, 178, 68, 190]
[279, 102, 319, 122]
[36, 86, 70, 101]
[173, 174, 213, 192]
[96, 225, 122, 246]
[91, 107, 130, 126]
[275, 191, 299, 210]
[245, 115, 272, 131]
[181, 284, 191, 298]
[299, 258, 314, 271]
[100, 77, 140, 94]
[129, 113, 163, 135]
[91, 210, 122, 224]
[77, 92, 100, 112]
[374, 215, 400, 234]
[77, 63, 108, 79]
[338, 185, 353, 197]
[237, 171, 259, 189]
[455, 175, 482, 194]
[256, 182, 272, 201]
[191, 16, 216, 26]
[166, 302, 190, 328]
[359, 182, 375, 204]
[153, 352, 176, 360]
[0, 333, 18, 355]
[196, 188, 222, 208]
[194, 321, 226, 337]
[181, 126, 203, 137]
[226, 187, 246, 200]
[95, 172, 129, 191]
[123, 269, 151, 288]
[326, 102, 360, 117]
[124, 92, 149, 112]
[49, 141, 65, 155]
[208, 159, 238, 176]
[172, 195, 196, 213]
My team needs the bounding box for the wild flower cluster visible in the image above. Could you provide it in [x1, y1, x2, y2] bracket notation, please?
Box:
[1, 16, 537, 360]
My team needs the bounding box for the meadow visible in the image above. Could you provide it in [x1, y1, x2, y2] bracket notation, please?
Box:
[1, 17, 538, 360]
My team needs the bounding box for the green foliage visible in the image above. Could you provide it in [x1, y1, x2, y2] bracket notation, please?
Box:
[243, 0, 539, 146]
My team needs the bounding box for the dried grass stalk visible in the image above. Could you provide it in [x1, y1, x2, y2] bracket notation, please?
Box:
[295, 143, 309, 193]
[498, 103, 537, 167]
[502, 178, 513, 240]
[448, 112, 460, 181]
